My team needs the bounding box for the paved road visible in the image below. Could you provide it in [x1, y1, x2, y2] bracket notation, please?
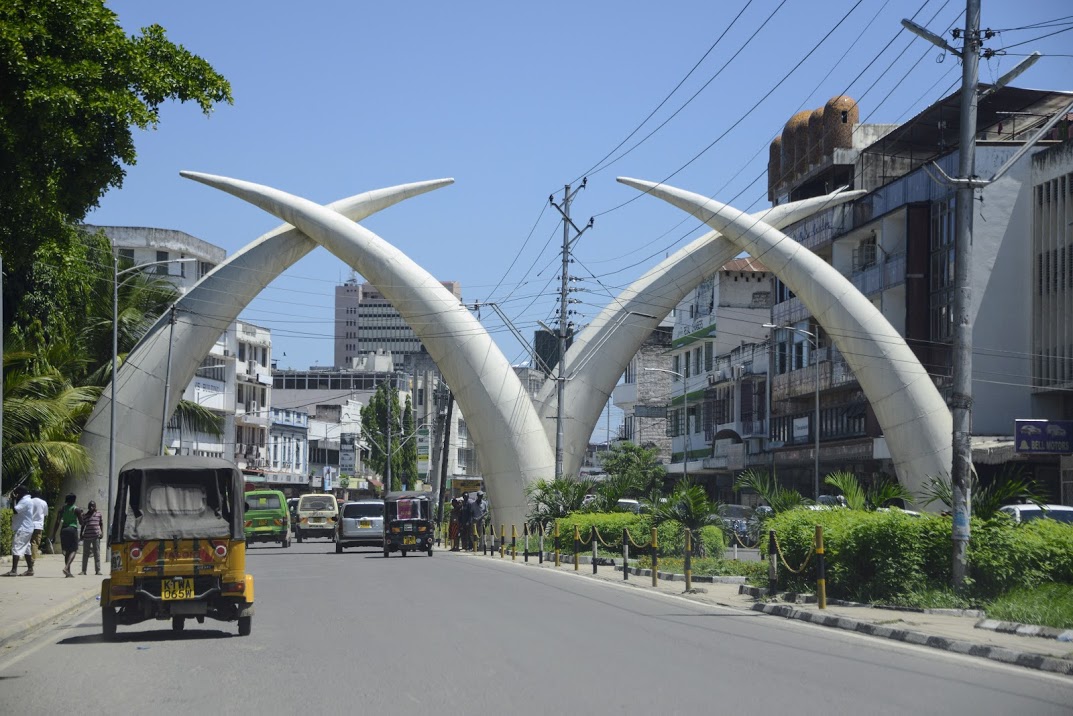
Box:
[0, 542, 1070, 714]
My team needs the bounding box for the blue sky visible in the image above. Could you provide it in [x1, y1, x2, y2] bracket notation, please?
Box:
[90, 1, 1072, 442]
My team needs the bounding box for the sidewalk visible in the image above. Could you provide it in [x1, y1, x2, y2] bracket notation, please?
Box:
[454, 547, 1073, 677]
[0, 553, 102, 648]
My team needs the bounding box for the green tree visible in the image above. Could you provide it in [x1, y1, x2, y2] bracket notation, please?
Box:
[601, 442, 667, 496]
[918, 466, 1046, 519]
[651, 480, 721, 556]
[360, 380, 415, 491]
[2, 344, 100, 497]
[824, 471, 913, 510]
[0, 0, 232, 344]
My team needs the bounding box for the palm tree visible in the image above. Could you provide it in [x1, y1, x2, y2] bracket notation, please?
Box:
[2, 346, 100, 496]
[824, 471, 912, 510]
[651, 480, 721, 556]
[525, 477, 595, 527]
[733, 468, 808, 513]
[918, 465, 1045, 519]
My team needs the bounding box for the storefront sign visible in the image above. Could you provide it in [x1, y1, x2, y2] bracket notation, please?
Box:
[1015, 419, 1073, 454]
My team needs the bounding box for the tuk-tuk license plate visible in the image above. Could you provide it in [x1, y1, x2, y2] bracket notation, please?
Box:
[403, 536, 416, 545]
[360, 520, 371, 528]
[162, 578, 194, 600]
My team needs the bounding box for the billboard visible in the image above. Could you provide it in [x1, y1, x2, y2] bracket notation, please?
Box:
[417, 426, 431, 476]
[1015, 419, 1073, 454]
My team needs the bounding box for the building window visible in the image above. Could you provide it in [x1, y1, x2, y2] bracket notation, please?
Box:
[929, 196, 956, 342]
[704, 342, 713, 372]
[156, 250, 169, 274]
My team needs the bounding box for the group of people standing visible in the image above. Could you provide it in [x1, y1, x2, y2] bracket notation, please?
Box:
[5, 487, 105, 577]
[447, 491, 487, 551]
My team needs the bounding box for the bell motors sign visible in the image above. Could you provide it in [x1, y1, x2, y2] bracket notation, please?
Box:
[1015, 419, 1073, 454]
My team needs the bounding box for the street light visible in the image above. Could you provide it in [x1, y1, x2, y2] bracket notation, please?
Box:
[109, 255, 194, 528]
[765, 323, 820, 500]
[645, 367, 688, 482]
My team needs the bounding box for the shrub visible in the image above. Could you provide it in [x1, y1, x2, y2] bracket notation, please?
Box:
[1, 507, 11, 555]
[553, 512, 648, 555]
[764, 507, 1073, 602]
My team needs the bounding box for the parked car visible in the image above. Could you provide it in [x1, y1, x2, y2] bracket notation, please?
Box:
[999, 503, 1073, 524]
[717, 504, 756, 547]
[244, 489, 291, 548]
[616, 499, 642, 514]
[295, 493, 339, 542]
[337, 500, 385, 553]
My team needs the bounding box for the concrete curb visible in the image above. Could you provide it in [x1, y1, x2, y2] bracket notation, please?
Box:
[976, 619, 1073, 642]
[748, 601, 1073, 676]
[0, 587, 100, 649]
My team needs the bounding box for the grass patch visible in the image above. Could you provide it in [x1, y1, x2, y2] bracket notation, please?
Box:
[871, 588, 977, 611]
[984, 583, 1073, 630]
[636, 556, 769, 583]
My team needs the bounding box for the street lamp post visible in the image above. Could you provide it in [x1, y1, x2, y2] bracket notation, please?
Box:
[109, 255, 193, 526]
[765, 323, 820, 500]
[645, 367, 688, 482]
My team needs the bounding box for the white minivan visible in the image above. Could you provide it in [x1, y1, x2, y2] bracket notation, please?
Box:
[295, 493, 339, 542]
[999, 504, 1073, 524]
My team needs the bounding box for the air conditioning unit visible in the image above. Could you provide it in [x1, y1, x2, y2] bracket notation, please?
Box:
[733, 365, 745, 380]
[706, 374, 717, 387]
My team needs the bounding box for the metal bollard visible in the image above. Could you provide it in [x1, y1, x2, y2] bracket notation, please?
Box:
[484, 522, 490, 555]
[472, 524, 478, 554]
[651, 527, 659, 587]
[554, 522, 560, 567]
[523, 523, 529, 562]
[539, 524, 544, 564]
[767, 529, 778, 596]
[500, 523, 505, 558]
[815, 524, 826, 609]
[512, 524, 517, 561]
[622, 528, 629, 581]
[573, 525, 580, 571]
[592, 533, 598, 575]
[684, 528, 692, 592]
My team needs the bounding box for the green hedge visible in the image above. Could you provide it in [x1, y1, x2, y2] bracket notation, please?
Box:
[549, 513, 725, 558]
[1, 507, 10, 556]
[764, 508, 1073, 601]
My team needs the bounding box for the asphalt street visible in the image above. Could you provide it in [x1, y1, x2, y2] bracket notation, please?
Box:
[0, 541, 1070, 715]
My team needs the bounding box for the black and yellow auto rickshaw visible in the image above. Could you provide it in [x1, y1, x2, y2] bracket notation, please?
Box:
[101, 456, 254, 639]
[382, 491, 434, 557]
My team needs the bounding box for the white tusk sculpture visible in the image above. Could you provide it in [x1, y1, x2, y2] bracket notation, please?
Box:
[617, 177, 952, 498]
[180, 172, 553, 530]
[75, 179, 454, 514]
[539, 188, 866, 478]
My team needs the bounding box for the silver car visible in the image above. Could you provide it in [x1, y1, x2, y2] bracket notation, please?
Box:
[337, 500, 385, 552]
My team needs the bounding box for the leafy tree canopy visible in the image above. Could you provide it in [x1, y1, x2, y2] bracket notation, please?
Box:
[0, 0, 232, 341]
[360, 381, 417, 491]
[600, 442, 666, 495]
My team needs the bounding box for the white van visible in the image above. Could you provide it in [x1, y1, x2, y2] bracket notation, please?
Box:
[295, 493, 339, 542]
[999, 504, 1073, 524]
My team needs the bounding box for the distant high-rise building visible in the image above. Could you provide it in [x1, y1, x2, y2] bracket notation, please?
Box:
[334, 277, 462, 370]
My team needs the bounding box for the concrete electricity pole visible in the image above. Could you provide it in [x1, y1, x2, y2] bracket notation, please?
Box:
[549, 181, 592, 479]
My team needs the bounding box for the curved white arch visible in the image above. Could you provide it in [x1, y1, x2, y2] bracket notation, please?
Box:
[75, 179, 454, 513]
[542, 189, 864, 478]
[617, 177, 951, 497]
[180, 172, 553, 530]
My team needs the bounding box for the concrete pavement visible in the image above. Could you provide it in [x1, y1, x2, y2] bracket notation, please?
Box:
[457, 547, 1073, 676]
[2, 548, 1071, 677]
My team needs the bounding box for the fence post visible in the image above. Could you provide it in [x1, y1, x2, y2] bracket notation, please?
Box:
[622, 528, 629, 581]
[651, 527, 659, 587]
[767, 529, 778, 596]
[554, 522, 560, 567]
[684, 528, 692, 592]
[511, 524, 517, 561]
[539, 524, 545, 564]
[500, 523, 505, 558]
[573, 524, 580, 571]
[592, 530, 598, 575]
[472, 523, 478, 554]
[815, 524, 826, 609]
[523, 523, 529, 562]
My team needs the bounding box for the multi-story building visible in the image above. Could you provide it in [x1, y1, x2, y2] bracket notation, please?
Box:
[231, 320, 273, 474]
[641, 87, 1073, 504]
[334, 277, 462, 370]
[612, 322, 673, 467]
[266, 408, 309, 494]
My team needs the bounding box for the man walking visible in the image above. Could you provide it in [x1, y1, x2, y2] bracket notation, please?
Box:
[471, 492, 488, 550]
[459, 493, 473, 550]
[4, 487, 36, 576]
[30, 490, 48, 558]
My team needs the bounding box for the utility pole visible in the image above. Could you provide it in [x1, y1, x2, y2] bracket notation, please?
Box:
[437, 390, 454, 525]
[385, 375, 393, 494]
[902, 2, 1056, 587]
[160, 305, 177, 456]
[549, 181, 593, 479]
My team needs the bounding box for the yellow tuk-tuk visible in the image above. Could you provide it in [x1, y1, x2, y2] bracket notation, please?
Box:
[101, 456, 254, 639]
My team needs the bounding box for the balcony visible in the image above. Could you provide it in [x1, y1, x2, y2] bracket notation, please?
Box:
[850, 252, 906, 296]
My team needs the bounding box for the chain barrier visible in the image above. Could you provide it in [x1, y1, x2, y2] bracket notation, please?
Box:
[771, 530, 814, 574]
[728, 528, 754, 549]
[623, 527, 650, 550]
